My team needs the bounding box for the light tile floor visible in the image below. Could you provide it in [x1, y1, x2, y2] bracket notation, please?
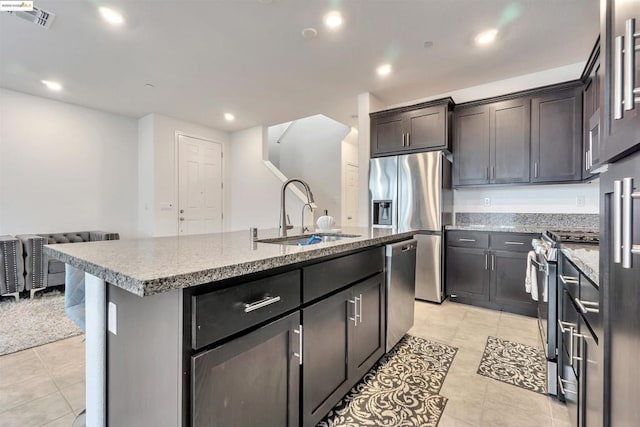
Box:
[409, 299, 572, 427]
[0, 300, 570, 426]
[0, 335, 85, 427]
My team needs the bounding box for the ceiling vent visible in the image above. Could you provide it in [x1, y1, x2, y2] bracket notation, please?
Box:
[6, 6, 55, 29]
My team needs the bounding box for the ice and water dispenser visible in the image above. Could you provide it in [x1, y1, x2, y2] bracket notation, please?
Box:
[372, 200, 393, 226]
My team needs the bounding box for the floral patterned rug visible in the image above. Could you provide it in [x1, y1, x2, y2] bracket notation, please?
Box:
[317, 335, 457, 427]
[477, 336, 546, 394]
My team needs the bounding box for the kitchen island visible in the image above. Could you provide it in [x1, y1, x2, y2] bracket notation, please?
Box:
[45, 227, 415, 427]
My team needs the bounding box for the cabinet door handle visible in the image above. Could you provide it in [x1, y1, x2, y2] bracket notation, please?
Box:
[504, 241, 525, 246]
[615, 35, 624, 119]
[622, 177, 637, 269]
[349, 298, 358, 326]
[558, 319, 577, 334]
[575, 298, 599, 314]
[534, 162, 539, 178]
[406, 133, 411, 146]
[614, 180, 623, 263]
[243, 295, 281, 313]
[491, 166, 495, 180]
[491, 254, 495, 271]
[458, 238, 476, 242]
[402, 133, 406, 147]
[559, 275, 579, 285]
[358, 294, 363, 324]
[485, 252, 489, 270]
[293, 326, 303, 365]
[558, 376, 577, 395]
[624, 18, 638, 112]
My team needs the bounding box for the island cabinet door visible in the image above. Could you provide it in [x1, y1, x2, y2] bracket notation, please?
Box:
[191, 312, 300, 427]
[349, 272, 386, 382]
[301, 287, 353, 427]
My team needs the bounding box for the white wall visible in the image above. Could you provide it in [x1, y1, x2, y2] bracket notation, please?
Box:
[357, 93, 385, 226]
[382, 62, 586, 111]
[229, 126, 306, 231]
[341, 128, 359, 226]
[453, 182, 599, 214]
[266, 121, 291, 169]
[0, 88, 139, 237]
[137, 114, 230, 236]
[277, 115, 349, 220]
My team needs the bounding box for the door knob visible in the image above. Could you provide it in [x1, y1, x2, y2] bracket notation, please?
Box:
[179, 217, 185, 221]
[179, 209, 184, 214]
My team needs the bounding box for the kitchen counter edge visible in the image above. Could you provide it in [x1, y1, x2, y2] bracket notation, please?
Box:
[43, 230, 416, 297]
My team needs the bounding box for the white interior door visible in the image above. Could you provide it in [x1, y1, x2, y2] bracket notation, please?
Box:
[344, 163, 359, 226]
[178, 135, 223, 235]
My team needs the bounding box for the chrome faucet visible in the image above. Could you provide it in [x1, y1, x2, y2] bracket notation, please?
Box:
[280, 178, 315, 237]
[301, 202, 314, 233]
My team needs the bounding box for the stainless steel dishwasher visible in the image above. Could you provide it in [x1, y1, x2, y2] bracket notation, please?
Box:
[385, 239, 417, 352]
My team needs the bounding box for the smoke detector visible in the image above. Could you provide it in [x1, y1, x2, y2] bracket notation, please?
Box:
[7, 6, 55, 29]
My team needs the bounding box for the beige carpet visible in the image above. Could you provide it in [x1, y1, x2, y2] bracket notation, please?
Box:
[0, 290, 82, 356]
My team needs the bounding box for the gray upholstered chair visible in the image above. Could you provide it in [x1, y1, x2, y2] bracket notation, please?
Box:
[16, 231, 119, 298]
[0, 236, 25, 301]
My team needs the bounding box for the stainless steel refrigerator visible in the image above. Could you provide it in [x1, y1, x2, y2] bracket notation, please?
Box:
[369, 151, 452, 302]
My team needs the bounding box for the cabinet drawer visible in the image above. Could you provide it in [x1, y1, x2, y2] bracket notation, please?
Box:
[490, 233, 534, 252]
[560, 256, 580, 300]
[578, 274, 600, 339]
[303, 247, 384, 303]
[447, 231, 489, 248]
[192, 271, 301, 350]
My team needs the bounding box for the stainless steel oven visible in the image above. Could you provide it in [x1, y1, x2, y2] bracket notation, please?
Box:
[532, 234, 557, 396]
[531, 230, 599, 398]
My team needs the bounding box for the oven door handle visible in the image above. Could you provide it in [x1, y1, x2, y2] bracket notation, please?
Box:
[530, 257, 548, 272]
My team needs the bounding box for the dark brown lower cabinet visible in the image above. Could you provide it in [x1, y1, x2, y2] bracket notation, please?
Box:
[191, 312, 300, 427]
[446, 246, 490, 301]
[302, 273, 385, 427]
[446, 232, 536, 316]
[491, 250, 537, 315]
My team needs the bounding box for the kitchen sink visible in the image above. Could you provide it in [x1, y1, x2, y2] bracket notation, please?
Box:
[256, 233, 361, 246]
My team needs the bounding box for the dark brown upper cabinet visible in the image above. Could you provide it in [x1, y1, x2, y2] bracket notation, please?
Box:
[490, 98, 531, 184]
[599, 0, 640, 163]
[531, 86, 583, 183]
[453, 105, 491, 185]
[582, 39, 601, 180]
[454, 98, 530, 186]
[370, 98, 453, 157]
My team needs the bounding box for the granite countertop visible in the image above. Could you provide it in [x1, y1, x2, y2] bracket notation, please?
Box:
[445, 225, 549, 234]
[561, 244, 600, 285]
[44, 227, 415, 297]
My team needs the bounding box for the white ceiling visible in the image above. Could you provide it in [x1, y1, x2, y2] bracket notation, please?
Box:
[0, 0, 599, 131]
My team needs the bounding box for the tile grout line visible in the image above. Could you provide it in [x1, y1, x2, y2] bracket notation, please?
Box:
[32, 345, 76, 416]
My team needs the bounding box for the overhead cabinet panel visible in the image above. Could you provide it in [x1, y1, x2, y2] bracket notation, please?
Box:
[490, 98, 531, 184]
[406, 105, 448, 151]
[453, 105, 491, 185]
[531, 88, 583, 183]
[371, 114, 405, 155]
[370, 98, 453, 157]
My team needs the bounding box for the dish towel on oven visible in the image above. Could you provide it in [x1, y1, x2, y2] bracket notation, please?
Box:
[525, 250, 539, 301]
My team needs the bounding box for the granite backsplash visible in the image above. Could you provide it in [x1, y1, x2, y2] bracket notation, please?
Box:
[455, 213, 599, 232]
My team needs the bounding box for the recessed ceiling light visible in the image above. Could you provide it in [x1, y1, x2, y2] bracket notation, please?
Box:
[41, 80, 62, 91]
[323, 11, 343, 29]
[99, 7, 125, 26]
[475, 29, 498, 45]
[423, 41, 434, 48]
[144, 83, 155, 88]
[301, 27, 318, 39]
[224, 113, 235, 122]
[376, 64, 392, 76]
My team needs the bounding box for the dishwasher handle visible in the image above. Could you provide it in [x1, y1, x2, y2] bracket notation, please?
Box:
[385, 239, 418, 257]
